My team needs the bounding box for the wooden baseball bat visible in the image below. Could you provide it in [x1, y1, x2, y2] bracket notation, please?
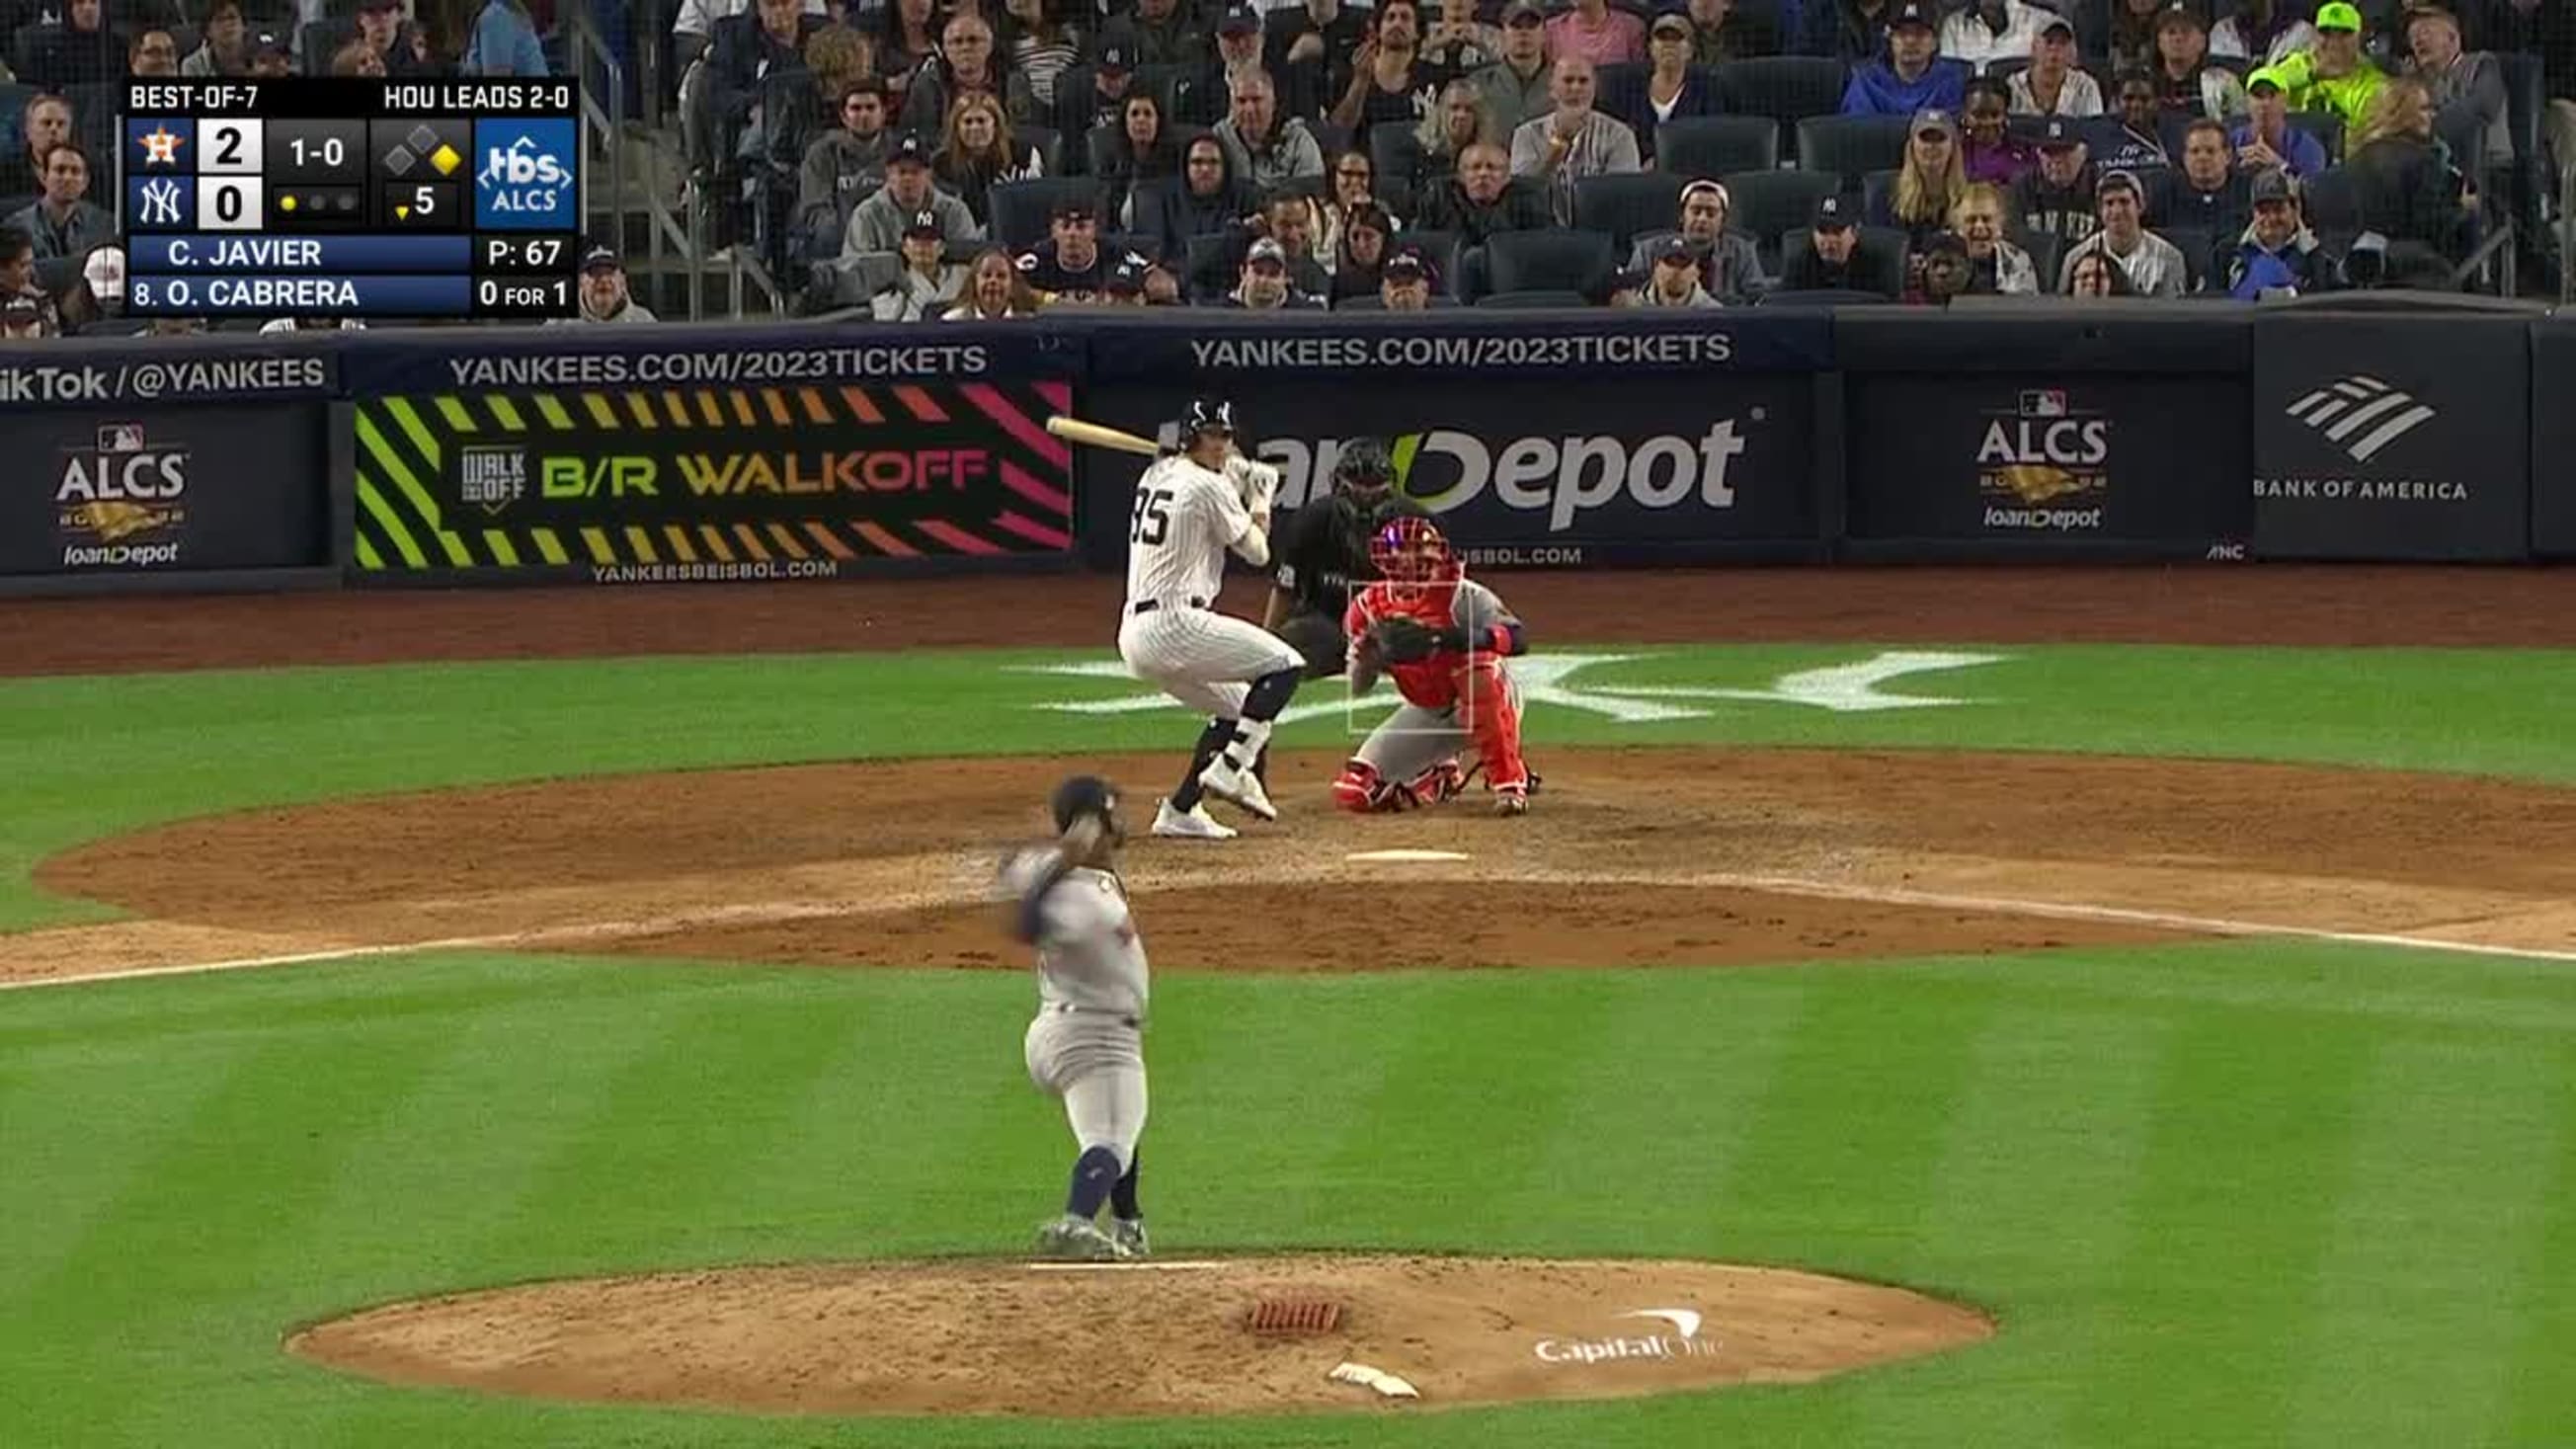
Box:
[1045, 415, 1166, 458]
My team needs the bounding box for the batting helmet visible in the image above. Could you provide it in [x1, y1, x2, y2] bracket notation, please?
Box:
[1049, 774, 1122, 837]
[1177, 397, 1237, 439]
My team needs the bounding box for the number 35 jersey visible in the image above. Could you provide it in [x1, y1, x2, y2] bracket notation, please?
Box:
[1124, 455, 1251, 608]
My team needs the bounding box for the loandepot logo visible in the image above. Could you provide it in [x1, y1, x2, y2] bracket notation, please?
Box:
[1535, 1306, 1720, 1365]
[2284, 374, 2438, 463]
[1014, 650, 2004, 726]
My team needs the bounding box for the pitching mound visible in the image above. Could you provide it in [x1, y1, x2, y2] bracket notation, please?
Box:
[286, 1254, 1992, 1417]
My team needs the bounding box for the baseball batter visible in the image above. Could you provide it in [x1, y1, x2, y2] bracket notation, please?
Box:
[1119, 398, 1308, 840]
[1335, 516, 1538, 815]
[1003, 775, 1153, 1261]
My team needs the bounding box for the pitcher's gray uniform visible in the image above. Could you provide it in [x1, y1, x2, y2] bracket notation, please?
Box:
[1004, 845, 1151, 1174]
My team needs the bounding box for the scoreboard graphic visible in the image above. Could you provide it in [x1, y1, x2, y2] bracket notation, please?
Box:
[120, 79, 581, 320]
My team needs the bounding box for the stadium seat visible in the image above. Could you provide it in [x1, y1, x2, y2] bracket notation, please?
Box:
[1371, 122, 1431, 196]
[1725, 169, 1843, 264]
[1014, 124, 1063, 177]
[1083, 121, 1122, 178]
[1572, 171, 1685, 250]
[1654, 115, 1781, 179]
[0, 83, 30, 152]
[2288, 109, 2345, 163]
[1475, 288, 1593, 308]
[1861, 167, 1898, 225]
[2300, 166, 2361, 242]
[1797, 114, 1912, 183]
[1759, 287, 1892, 305]
[989, 177, 1108, 252]
[1715, 56, 1849, 149]
[2157, 224, 2213, 293]
[1483, 227, 1618, 298]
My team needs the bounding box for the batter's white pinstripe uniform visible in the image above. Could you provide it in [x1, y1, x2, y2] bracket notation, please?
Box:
[1117, 453, 1306, 715]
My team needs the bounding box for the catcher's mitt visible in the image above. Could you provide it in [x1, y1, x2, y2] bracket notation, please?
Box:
[1369, 616, 1456, 664]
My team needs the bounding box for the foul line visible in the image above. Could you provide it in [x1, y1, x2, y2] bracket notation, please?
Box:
[6, 872, 2573, 996]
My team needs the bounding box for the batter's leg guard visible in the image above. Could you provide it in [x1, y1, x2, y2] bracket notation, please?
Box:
[1454, 658, 1530, 795]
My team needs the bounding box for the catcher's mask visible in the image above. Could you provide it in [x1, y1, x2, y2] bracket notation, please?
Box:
[1049, 774, 1126, 847]
[1369, 515, 1460, 604]
[1330, 438, 1395, 506]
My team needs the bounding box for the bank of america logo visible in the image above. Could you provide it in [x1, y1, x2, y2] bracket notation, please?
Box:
[2284, 375, 2437, 463]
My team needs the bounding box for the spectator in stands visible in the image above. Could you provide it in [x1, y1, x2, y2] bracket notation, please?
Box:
[1807, 0, 1896, 65]
[2153, 3, 2249, 120]
[1909, 228, 1973, 303]
[1624, 5, 1722, 162]
[1939, 0, 2047, 73]
[2402, 6, 2506, 175]
[2104, 0, 2164, 74]
[1423, 0, 1500, 73]
[1143, 133, 1258, 259]
[1003, 0, 1082, 108]
[1962, 76, 2034, 184]
[246, 29, 292, 78]
[330, 37, 384, 75]
[28, 0, 120, 87]
[802, 79, 893, 245]
[1225, 235, 1328, 307]
[714, 0, 825, 132]
[1, 291, 53, 340]
[1950, 182, 2039, 291]
[1268, 0, 1370, 105]
[1319, 149, 1399, 255]
[1841, 2, 1967, 119]
[0, 95, 70, 201]
[1102, 93, 1182, 226]
[356, 0, 436, 78]
[844, 133, 984, 263]
[1614, 234, 1719, 307]
[1416, 138, 1550, 241]
[935, 92, 1044, 226]
[2058, 168, 2186, 292]
[1510, 56, 1642, 223]
[870, 211, 972, 318]
[0, 226, 49, 317]
[1686, 0, 1775, 63]
[875, 0, 941, 97]
[1055, 40, 1137, 141]
[675, 0, 824, 69]
[11, 146, 111, 262]
[1178, 9, 1292, 126]
[903, 12, 1033, 132]
[1100, 257, 1153, 306]
[2233, 67, 2332, 173]
[1021, 197, 1165, 301]
[463, 0, 547, 76]
[1249, 191, 1334, 293]
[1220, 68, 1327, 192]
[1625, 178, 1767, 301]
[2098, 72, 2175, 175]
[945, 247, 1041, 318]
[128, 27, 180, 76]
[1331, 0, 1454, 148]
[1328, 201, 1396, 298]
[58, 242, 121, 329]
[2159, 117, 2251, 235]
[549, 242, 658, 323]
[1414, 80, 1493, 184]
[183, 0, 249, 76]
[1780, 195, 1875, 289]
[2213, 0, 2317, 65]
[1473, 0, 1557, 138]
[2065, 249, 2136, 294]
[2475, 0, 2575, 195]
[1104, 0, 1208, 69]
[1876, 108, 1967, 257]
[2009, 14, 2103, 117]
[2220, 166, 2336, 296]
[1548, 0, 1646, 65]
[135, 317, 205, 337]
[2014, 118, 2101, 246]
[2345, 74, 2472, 256]
[2271, 3, 2387, 132]
[1378, 242, 1436, 307]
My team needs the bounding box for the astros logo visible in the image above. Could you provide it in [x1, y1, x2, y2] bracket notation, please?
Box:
[139, 126, 186, 166]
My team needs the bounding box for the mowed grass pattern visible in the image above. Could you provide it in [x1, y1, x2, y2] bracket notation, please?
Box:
[2, 944, 2571, 1449]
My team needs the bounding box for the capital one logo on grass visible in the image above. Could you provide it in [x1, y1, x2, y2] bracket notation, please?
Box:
[1534, 1307, 1719, 1365]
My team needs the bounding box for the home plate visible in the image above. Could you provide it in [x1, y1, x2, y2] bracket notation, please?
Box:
[1023, 1259, 1230, 1272]
[1345, 849, 1473, 863]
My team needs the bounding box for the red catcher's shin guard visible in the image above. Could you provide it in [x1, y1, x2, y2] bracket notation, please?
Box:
[1452, 657, 1528, 791]
[1331, 761, 1387, 813]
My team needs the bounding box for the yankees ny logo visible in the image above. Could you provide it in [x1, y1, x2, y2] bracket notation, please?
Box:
[136, 179, 185, 227]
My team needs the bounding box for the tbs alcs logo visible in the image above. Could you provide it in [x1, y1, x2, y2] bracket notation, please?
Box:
[473, 119, 576, 231]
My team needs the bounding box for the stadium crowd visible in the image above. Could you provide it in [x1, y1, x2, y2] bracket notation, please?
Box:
[0, 0, 2563, 331]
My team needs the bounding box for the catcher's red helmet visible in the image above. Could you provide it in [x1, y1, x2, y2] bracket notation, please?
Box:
[1369, 515, 1460, 602]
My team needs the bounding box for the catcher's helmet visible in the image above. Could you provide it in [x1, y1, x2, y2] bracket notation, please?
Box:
[1177, 397, 1237, 439]
[1330, 438, 1395, 499]
[1369, 514, 1459, 600]
[1049, 774, 1123, 838]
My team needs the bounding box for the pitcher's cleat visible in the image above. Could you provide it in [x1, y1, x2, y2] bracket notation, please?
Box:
[1035, 1214, 1124, 1261]
[1111, 1217, 1150, 1258]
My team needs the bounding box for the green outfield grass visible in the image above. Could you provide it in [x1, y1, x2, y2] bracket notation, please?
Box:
[3, 640, 2573, 1447]
[1, 945, 2570, 1448]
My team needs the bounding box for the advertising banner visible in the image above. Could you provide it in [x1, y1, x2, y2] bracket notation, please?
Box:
[0, 404, 328, 576]
[1844, 376, 2250, 552]
[2250, 312, 2531, 560]
[1078, 313, 1832, 570]
[2535, 317, 2576, 558]
[352, 377, 1078, 583]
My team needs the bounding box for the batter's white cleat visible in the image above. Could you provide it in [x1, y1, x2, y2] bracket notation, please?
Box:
[1035, 1214, 1125, 1261]
[1153, 798, 1238, 840]
[1197, 758, 1278, 821]
[1112, 1217, 1150, 1258]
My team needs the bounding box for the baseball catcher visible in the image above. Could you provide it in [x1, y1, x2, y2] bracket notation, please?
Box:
[1335, 515, 1537, 816]
[1262, 438, 1424, 683]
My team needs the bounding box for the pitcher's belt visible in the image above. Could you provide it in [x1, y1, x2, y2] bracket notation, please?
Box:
[1047, 1002, 1142, 1029]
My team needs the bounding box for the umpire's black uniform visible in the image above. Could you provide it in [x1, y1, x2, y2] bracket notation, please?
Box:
[1266, 495, 1426, 679]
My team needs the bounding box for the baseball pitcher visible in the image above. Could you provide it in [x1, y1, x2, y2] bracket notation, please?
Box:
[1003, 775, 1152, 1261]
[1334, 516, 1538, 816]
[1119, 398, 1308, 840]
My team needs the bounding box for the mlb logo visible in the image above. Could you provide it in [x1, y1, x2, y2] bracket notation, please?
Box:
[2020, 389, 2068, 418]
[98, 423, 146, 453]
